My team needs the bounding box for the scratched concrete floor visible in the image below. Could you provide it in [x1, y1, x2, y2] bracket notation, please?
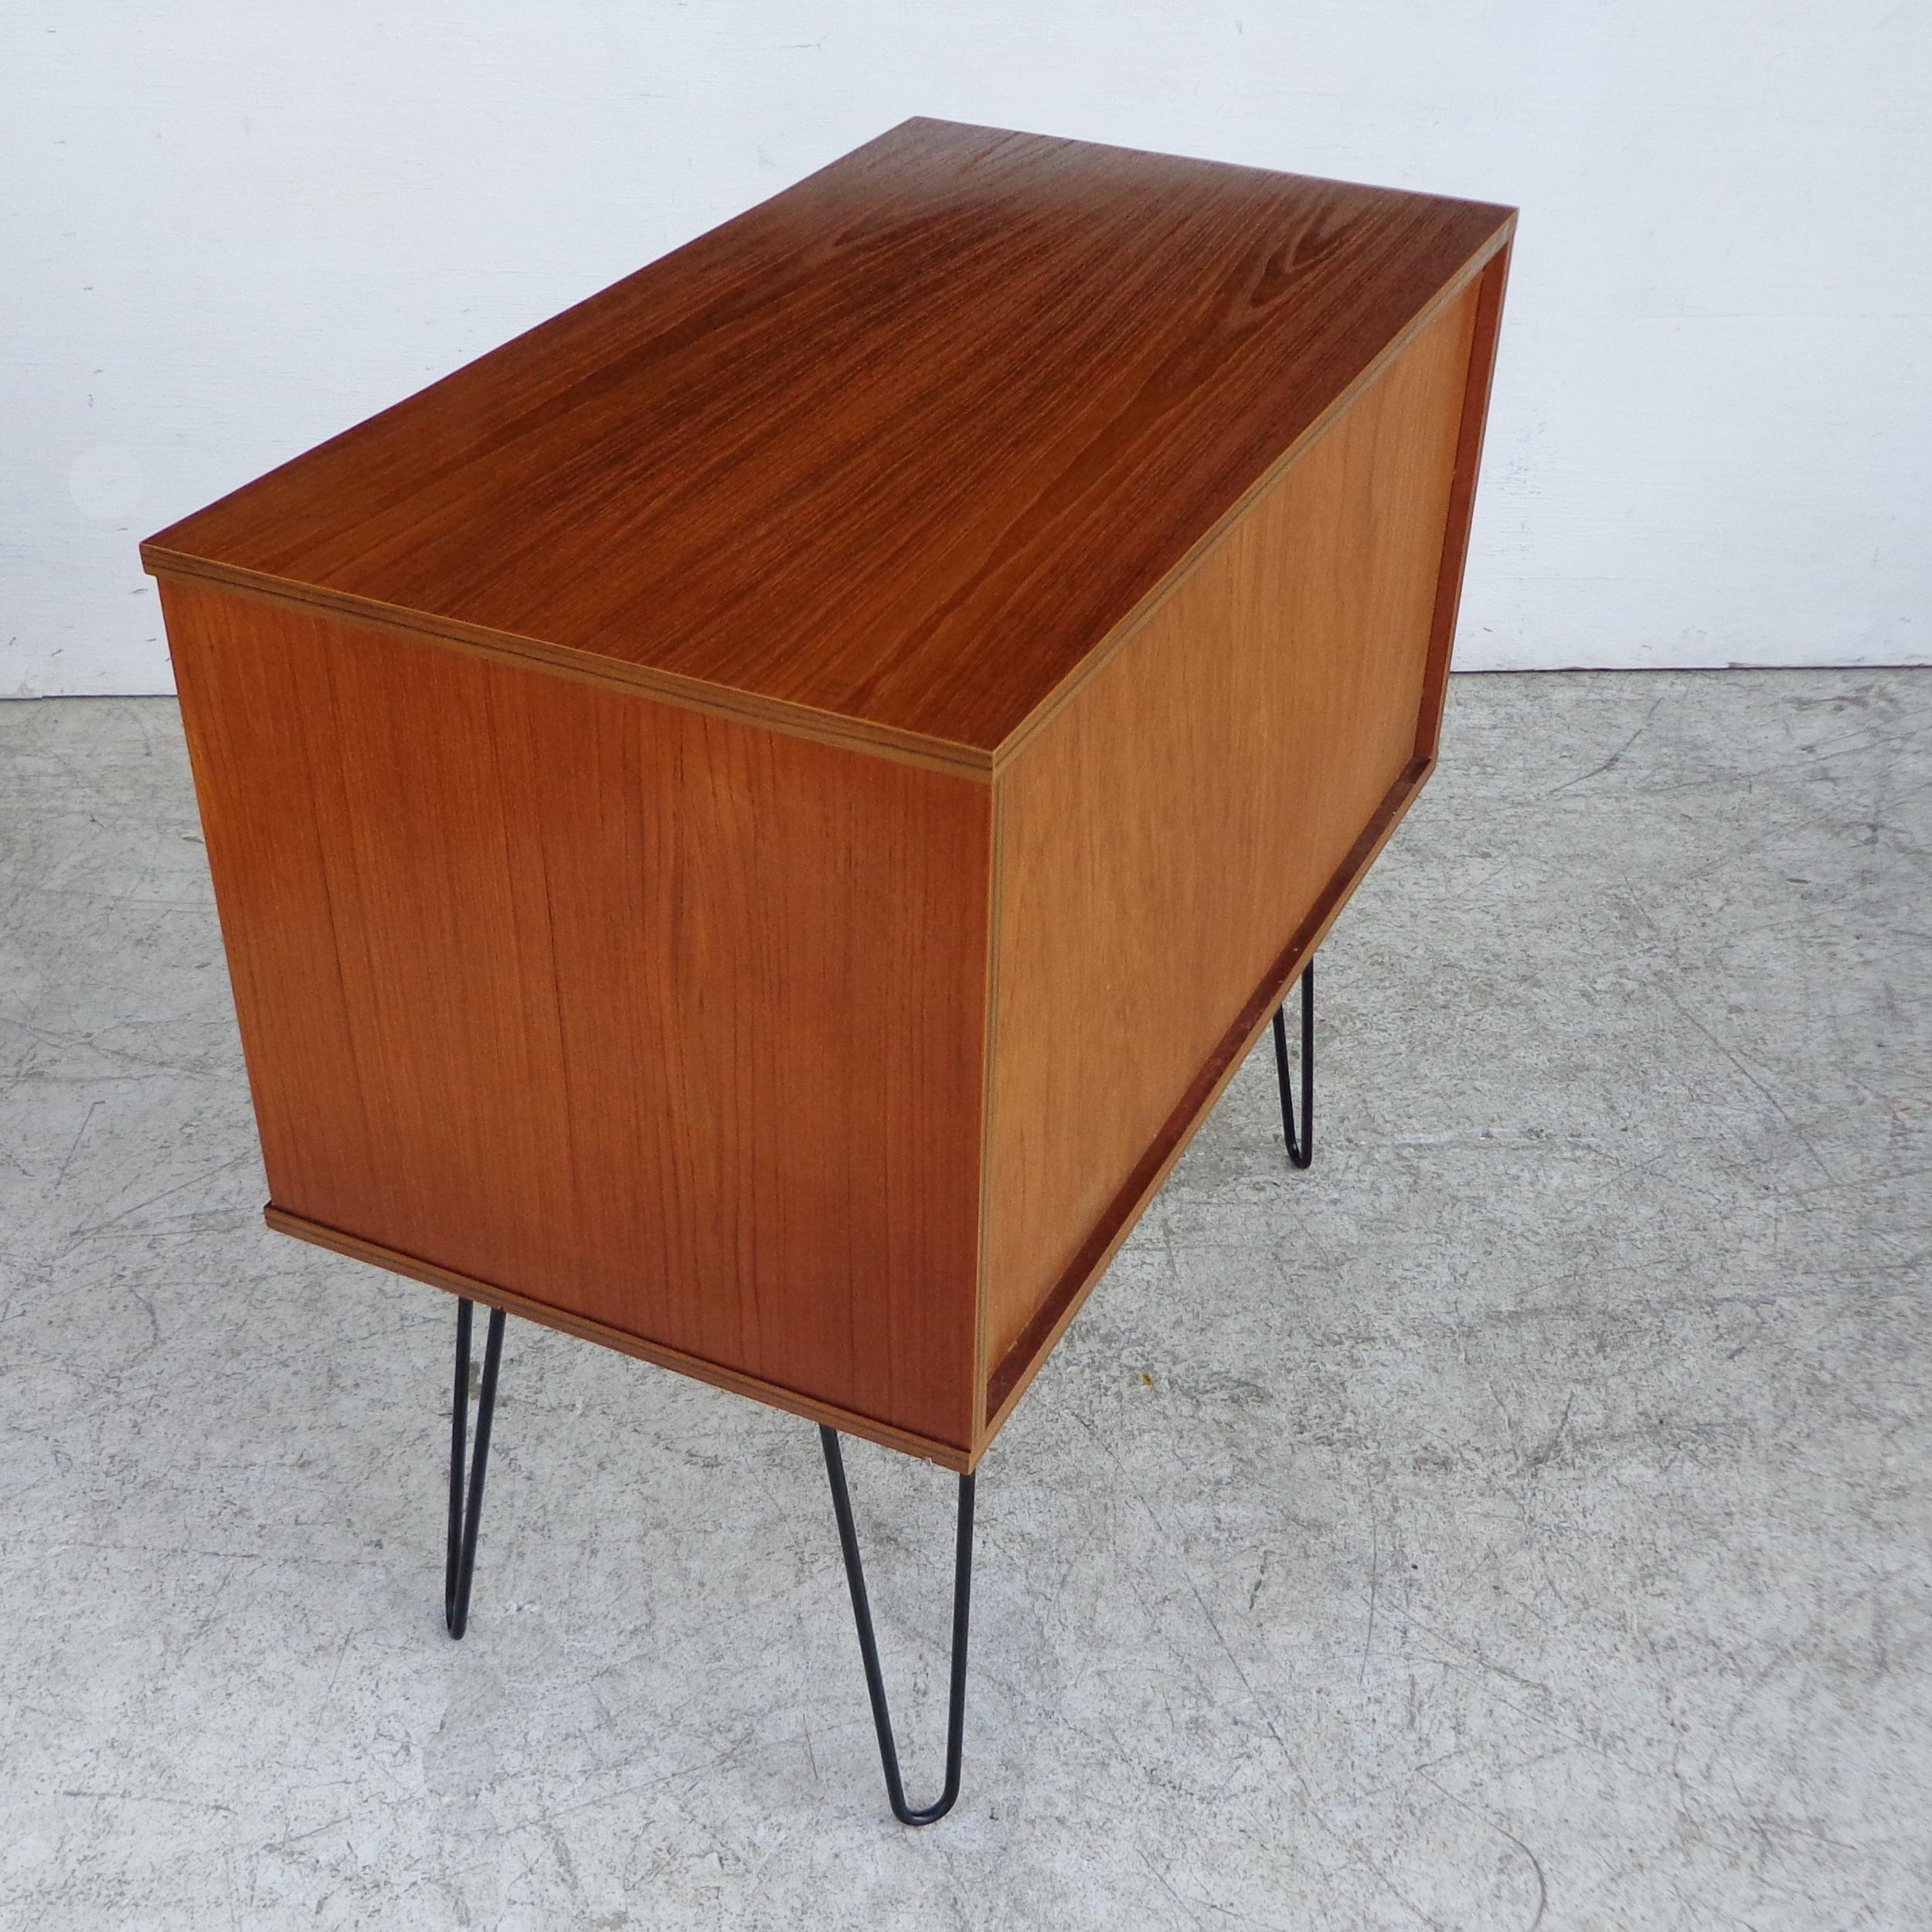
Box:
[1, 672, 1927, 1931]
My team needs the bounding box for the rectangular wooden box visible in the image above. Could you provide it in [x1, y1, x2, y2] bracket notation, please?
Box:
[145, 120, 1512, 1471]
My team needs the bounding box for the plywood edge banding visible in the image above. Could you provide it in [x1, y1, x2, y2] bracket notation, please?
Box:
[1415, 243, 1512, 764]
[980, 754, 1434, 1437]
[141, 554, 997, 783]
[968, 779, 1009, 1462]
[264, 1206, 977, 1471]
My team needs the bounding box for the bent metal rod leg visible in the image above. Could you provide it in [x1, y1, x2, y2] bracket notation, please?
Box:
[818, 1425, 976, 1825]
[1270, 957, 1315, 1169]
[445, 1298, 506, 1639]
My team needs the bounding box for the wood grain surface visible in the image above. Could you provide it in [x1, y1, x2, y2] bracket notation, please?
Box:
[151, 122, 1515, 1467]
[1417, 245, 1512, 765]
[145, 117, 1512, 762]
[164, 577, 992, 1454]
[980, 276, 1485, 1422]
[262, 1207, 981, 1471]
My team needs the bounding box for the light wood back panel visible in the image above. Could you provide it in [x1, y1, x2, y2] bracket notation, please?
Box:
[164, 578, 991, 1452]
[981, 279, 1482, 1379]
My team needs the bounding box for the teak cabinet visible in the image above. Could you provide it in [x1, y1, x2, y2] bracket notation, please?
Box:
[144, 120, 1513, 1481]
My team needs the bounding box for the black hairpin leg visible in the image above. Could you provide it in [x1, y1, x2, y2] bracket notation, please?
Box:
[445, 1298, 506, 1639]
[1271, 957, 1315, 1168]
[819, 1425, 976, 1825]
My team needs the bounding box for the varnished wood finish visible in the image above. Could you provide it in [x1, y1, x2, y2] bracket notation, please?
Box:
[981, 759, 1434, 1445]
[264, 1207, 978, 1471]
[148, 122, 1513, 1468]
[1417, 244, 1512, 766]
[145, 117, 1512, 765]
[164, 577, 990, 1456]
[981, 278, 1486, 1425]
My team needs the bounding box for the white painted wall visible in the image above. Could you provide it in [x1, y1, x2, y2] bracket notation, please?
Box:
[5, 2, 1927, 695]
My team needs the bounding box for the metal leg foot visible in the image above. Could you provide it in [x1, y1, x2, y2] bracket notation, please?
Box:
[445, 1298, 505, 1639]
[818, 1425, 975, 1825]
[1271, 957, 1315, 1168]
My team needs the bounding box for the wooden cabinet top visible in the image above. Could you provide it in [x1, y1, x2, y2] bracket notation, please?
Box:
[143, 117, 1512, 771]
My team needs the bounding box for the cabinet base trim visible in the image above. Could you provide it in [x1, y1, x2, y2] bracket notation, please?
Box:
[262, 1206, 976, 1471]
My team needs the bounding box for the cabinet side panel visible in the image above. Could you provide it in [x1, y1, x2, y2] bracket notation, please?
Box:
[163, 579, 989, 1453]
[984, 281, 1480, 1383]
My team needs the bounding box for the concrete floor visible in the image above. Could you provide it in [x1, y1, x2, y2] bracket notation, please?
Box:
[1, 671, 1927, 1930]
